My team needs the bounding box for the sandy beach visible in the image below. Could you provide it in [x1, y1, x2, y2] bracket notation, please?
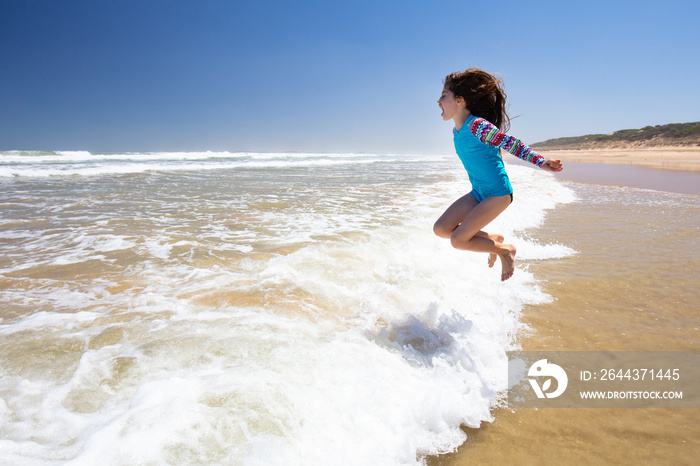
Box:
[538, 146, 700, 172]
[429, 159, 700, 465]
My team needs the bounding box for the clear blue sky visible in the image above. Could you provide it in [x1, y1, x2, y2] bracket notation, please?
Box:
[2, 0, 699, 154]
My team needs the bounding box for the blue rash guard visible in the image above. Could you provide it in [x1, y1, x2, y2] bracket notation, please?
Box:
[453, 114, 547, 202]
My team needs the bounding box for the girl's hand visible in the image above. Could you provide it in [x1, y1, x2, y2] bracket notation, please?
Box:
[541, 159, 563, 172]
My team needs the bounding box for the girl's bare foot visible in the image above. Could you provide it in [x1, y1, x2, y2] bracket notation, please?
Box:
[488, 233, 505, 268]
[498, 244, 517, 281]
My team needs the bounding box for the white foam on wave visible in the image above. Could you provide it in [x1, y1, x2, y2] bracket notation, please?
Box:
[0, 151, 444, 178]
[0, 156, 576, 465]
[0, 310, 102, 335]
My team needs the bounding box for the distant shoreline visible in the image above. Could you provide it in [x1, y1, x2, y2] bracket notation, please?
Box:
[531, 121, 700, 151]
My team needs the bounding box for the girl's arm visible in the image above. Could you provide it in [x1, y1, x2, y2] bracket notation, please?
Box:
[469, 117, 548, 168]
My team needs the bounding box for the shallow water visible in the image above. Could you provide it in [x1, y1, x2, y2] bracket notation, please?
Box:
[0, 151, 574, 465]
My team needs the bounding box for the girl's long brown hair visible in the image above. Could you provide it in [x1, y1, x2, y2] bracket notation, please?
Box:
[444, 68, 510, 132]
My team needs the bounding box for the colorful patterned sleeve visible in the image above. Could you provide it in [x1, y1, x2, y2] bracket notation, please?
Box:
[469, 117, 547, 167]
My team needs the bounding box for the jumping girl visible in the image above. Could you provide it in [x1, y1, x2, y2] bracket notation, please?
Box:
[434, 68, 563, 281]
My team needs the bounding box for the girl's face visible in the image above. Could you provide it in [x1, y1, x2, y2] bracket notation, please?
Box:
[437, 85, 465, 122]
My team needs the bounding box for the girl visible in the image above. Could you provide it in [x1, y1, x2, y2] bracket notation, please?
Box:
[434, 68, 563, 281]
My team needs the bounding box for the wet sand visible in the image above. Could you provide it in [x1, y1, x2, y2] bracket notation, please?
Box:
[428, 165, 700, 465]
[550, 161, 700, 195]
[510, 150, 700, 196]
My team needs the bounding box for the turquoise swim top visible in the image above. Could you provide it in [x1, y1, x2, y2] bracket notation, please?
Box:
[453, 114, 547, 200]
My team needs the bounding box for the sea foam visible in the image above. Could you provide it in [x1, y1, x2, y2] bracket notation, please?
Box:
[0, 153, 575, 465]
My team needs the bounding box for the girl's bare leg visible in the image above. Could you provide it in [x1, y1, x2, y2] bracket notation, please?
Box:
[476, 232, 505, 268]
[434, 193, 516, 281]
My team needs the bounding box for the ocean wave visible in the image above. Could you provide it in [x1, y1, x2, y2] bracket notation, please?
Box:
[0, 151, 447, 178]
[0, 156, 575, 464]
